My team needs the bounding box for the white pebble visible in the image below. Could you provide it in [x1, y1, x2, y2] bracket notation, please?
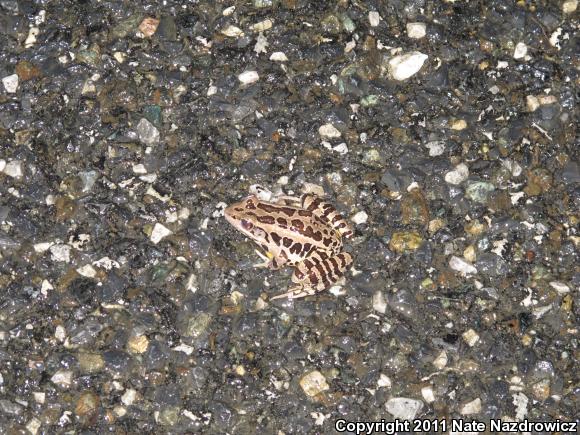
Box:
[150, 223, 172, 244]
[549, 281, 570, 294]
[332, 143, 348, 154]
[562, 0, 577, 13]
[136, 118, 159, 146]
[76, 264, 97, 278]
[3, 160, 23, 178]
[238, 70, 259, 84]
[526, 95, 540, 112]
[460, 397, 482, 415]
[372, 291, 387, 314]
[0, 159, 5, 172]
[318, 123, 341, 138]
[388, 52, 428, 81]
[421, 386, 435, 403]
[549, 28, 562, 49]
[424, 140, 445, 156]
[377, 373, 392, 388]
[55, 325, 66, 342]
[270, 51, 288, 62]
[351, 210, 368, 225]
[449, 255, 477, 275]
[277, 175, 289, 185]
[444, 163, 469, 185]
[121, 389, 137, 406]
[513, 42, 528, 59]
[385, 397, 424, 421]
[26, 418, 41, 435]
[462, 328, 480, 347]
[300, 370, 329, 397]
[406, 22, 426, 39]
[51, 370, 73, 387]
[250, 19, 273, 32]
[49, 244, 71, 263]
[25, 27, 39, 47]
[33, 392, 45, 404]
[368, 11, 381, 27]
[2, 74, 19, 93]
[513, 392, 529, 420]
[132, 164, 147, 174]
[222, 6, 235, 16]
[34, 242, 53, 253]
[220, 25, 244, 37]
[432, 351, 448, 369]
[93, 256, 120, 270]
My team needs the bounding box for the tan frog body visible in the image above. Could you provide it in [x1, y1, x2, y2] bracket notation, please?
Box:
[224, 194, 353, 299]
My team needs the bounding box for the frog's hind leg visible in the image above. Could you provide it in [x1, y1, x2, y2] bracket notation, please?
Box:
[301, 194, 354, 239]
[270, 251, 353, 300]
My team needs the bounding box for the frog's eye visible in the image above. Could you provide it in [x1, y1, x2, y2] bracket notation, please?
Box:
[251, 227, 267, 240]
[241, 219, 254, 230]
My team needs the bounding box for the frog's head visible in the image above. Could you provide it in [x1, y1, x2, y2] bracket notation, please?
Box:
[224, 195, 268, 242]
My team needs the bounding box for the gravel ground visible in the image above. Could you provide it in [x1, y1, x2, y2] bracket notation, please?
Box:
[0, 0, 578, 434]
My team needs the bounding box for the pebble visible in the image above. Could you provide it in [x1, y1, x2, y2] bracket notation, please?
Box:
[513, 42, 528, 60]
[389, 231, 423, 253]
[221, 25, 244, 37]
[460, 397, 481, 415]
[26, 418, 41, 435]
[450, 119, 467, 130]
[368, 11, 381, 27]
[433, 351, 448, 369]
[238, 70, 260, 84]
[549, 281, 570, 294]
[318, 123, 341, 138]
[462, 328, 480, 347]
[406, 22, 426, 39]
[2, 74, 19, 93]
[351, 210, 368, 224]
[51, 369, 73, 387]
[372, 291, 387, 314]
[3, 160, 23, 178]
[139, 17, 159, 37]
[0, 159, 5, 172]
[385, 397, 424, 420]
[50, 244, 71, 263]
[377, 374, 392, 388]
[424, 140, 445, 156]
[388, 52, 428, 81]
[270, 52, 288, 62]
[127, 334, 149, 354]
[465, 181, 495, 203]
[562, 0, 577, 13]
[250, 19, 273, 32]
[421, 386, 435, 403]
[445, 163, 469, 185]
[150, 223, 173, 244]
[449, 256, 477, 275]
[136, 118, 160, 146]
[121, 388, 137, 406]
[300, 370, 329, 397]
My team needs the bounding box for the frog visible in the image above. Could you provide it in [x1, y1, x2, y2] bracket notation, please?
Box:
[224, 193, 354, 299]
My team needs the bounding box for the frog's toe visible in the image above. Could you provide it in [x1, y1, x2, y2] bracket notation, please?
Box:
[270, 285, 315, 300]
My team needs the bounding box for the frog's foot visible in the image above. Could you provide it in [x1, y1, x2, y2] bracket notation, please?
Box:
[269, 285, 316, 301]
[252, 249, 272, 268]
[253, 249, 285, 270]
[272, 195, 302, 206]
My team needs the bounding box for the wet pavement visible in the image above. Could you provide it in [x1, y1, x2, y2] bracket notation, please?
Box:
[0, 0, 578, 433]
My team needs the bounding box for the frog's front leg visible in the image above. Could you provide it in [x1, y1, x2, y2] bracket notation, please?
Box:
[270, 251, 353, 300]
[253, 247, 288, 270]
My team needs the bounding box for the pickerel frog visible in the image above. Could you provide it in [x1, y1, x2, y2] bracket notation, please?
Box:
[225, 193, 353, 300]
